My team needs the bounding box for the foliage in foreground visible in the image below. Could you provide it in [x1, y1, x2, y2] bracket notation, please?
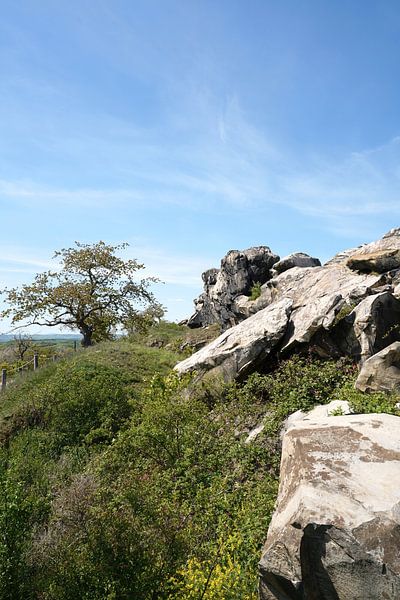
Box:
[0, 336, 395, 599]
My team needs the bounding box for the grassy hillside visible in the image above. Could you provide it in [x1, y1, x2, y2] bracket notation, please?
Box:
[0, 323, 397, 599]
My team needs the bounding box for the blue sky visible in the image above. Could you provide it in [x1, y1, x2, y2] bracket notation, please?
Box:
[1, 0, 400, 331]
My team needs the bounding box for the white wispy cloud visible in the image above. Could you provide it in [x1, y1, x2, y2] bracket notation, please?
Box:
[1, 93, 399, 229]
[0, 249, 54, 273]
[123, 245, 214, 287]
[0, 243, 211, 289]
[0, 180, 151, 209]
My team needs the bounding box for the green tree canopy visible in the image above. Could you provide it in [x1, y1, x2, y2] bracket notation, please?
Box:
[1, 241, 161, 346]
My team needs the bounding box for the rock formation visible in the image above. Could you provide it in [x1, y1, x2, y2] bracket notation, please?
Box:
[176, 228, 400, 599]
[177, 229, 400, 380]
[259, 409, 400, 600]
[187, 246, 280, 329]
[272, 252, 321, 276]
[356, 341, 400, 393]
[178, 298, 292, 380]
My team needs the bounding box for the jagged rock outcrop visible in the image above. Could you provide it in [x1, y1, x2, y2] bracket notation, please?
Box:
[345, 228, 400, 273]
[187, 246, 279, 328]
[356, 342, 400, 393]
[327, 227, 400, 266]
[176, 229, 400, 380]
[272, 252, 321, 275]
[259, 410, 400, 600]
[313, 291, 400, 362]
[177, 298, 292, 380]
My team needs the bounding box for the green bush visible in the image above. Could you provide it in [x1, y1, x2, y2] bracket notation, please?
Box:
[0, 338, 376, 599]
[249, 282, 262, 301]
[0, 455, 35, 600]
[334, 381, 400, 415]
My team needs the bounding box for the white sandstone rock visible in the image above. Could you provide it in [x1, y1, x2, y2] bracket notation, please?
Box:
[259, 412, 400, 599]
[356, 341, 400, 393]
[175, 297, 292, 380]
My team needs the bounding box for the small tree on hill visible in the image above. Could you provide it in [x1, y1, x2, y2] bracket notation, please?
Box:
[1, 241, 160, 347]
[12, 333, 33, 362]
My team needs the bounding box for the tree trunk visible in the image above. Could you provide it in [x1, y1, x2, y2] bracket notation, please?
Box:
[80, 326, 93, 347]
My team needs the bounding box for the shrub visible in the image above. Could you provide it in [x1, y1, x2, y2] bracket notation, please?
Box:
[332, 301, 357, 326]
[0, 341, 368, 598]
[334, 381, 400, 415]
[249, 282, 262, 301]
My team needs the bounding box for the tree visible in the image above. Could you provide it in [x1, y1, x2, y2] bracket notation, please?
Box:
[125, 302, 166, 335]
[12, 333, 33, 362]
[1, 241, 161, 347]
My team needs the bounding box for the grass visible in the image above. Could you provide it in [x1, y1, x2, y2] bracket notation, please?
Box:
[0, 323, 398, 599]
[132, 320, 221, 355]
[0, 337, 181, 441]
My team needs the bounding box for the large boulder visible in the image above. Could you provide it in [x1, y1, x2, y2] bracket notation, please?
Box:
[175, 298, 292, 380]
[259, 411, 400, 600]
[187, 246, 279, 329]
[327, 227, 400, 267]
[347, 249, 400, 274]
[272, 252, 321, 275]
[356, 342, 400, 393]
[315, 291, 400, 362]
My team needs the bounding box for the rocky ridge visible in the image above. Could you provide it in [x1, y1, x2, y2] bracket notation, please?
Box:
[176, 228, 400, 380]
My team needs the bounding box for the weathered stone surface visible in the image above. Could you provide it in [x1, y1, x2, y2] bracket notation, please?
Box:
[324, 245, 364, 267]
[327, 227, 400, 267]
[347, 249, 400, 274]
[175, 298, 292, 380]
[272, 252, 321, 275]
[178, 230, 400, 379]
[186, 269, 220, 328]
[281, 401, 351, 438]
[356, 342, 400, 393]
[259, 412, 400, 599]
[393, 283, 400, 299]
[257, 266, 385, 352]
[187, 246, 279, 329]
[233, 265, 385, 350]
[177, 269, 391, 378]
[241, 266, 387, 353]
[330, 292, 400, 362]
[308, 292, 400, 361]
[245, 422, 265, 444]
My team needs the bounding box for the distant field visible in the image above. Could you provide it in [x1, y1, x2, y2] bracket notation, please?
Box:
[0, 334, 81, 347]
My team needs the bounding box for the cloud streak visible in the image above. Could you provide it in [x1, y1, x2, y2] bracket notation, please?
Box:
[1, 93, 400, 231]
[0, 244, 209, 289]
